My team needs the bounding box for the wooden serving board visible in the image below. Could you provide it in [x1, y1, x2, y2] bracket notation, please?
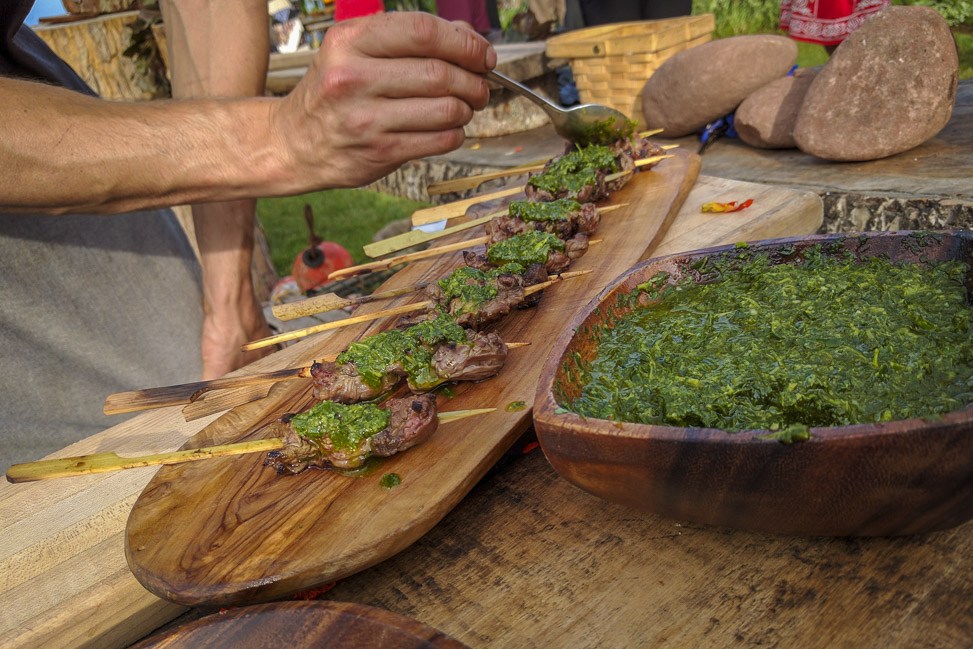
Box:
[0, 171, 823, 649]
[124, 150, 702, 606]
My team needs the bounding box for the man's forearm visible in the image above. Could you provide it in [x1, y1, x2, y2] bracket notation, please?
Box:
[0, 78, 288, 214]
[2, 11, 497, 216]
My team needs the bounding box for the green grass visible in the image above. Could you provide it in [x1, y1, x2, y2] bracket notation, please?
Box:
[257, 189, 430, 276]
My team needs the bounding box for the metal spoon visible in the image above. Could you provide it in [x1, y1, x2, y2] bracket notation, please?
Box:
[486, 69, 632, 145]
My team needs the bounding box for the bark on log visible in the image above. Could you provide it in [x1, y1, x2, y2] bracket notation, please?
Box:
[34, 11, 163, 100]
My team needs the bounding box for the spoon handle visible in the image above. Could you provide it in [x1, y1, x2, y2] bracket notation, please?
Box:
[486, 70, 562, 120]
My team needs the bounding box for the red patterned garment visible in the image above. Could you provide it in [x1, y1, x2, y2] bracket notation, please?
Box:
[780, 0, 891, 46]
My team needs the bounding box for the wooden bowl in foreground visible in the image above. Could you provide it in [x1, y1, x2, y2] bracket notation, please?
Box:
[533, 230, 973, 536]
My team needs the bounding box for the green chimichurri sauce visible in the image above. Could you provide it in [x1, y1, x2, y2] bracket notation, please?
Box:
[527, 144, 619, 195]
[336, 313, 469, 390]
[505, 400, 527, 412]
[437, 263, 525, 313]
[380, 472, 402, 489]
[574, 116, 638, 147]
[508, 199, 581, 223]
[290, 401, 391, 452]
[486, 231, 565, 266]
[565, 251, 973, 435]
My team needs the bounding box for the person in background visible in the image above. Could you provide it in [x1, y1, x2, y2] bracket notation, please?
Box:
[0, 2, 494, 468]
[436, 0, 494, 37]
[780, 0, 891, 53]
[577, 0, 693, 25]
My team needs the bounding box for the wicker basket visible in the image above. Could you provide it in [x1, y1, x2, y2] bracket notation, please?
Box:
[546, 15, 716, 127]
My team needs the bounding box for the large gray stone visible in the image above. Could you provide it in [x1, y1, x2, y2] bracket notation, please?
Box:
[641, 35, 797, 137]
[735, 68, 817, 149]
[794, 6, 958, 161]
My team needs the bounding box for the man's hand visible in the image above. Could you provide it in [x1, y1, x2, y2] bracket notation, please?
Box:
[273, 12, 497, 191]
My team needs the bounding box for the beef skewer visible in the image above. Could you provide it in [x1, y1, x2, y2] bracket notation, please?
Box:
[331, 205, 607, 283]
[243, 271, 581, 352]
[311, 312, 511, 403]
[524, 138, 668, 203]
[484, 198, 600, 243]
[465, 230, 591, 276]
[7, 400, 493, 482]
[411, 151, 671, 228]
[266, 394, 489, 473]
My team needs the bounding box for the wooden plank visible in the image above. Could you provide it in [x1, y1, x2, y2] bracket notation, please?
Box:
[0, 170, 823, 648]
[123, 151, 703, 607]
[319, 448, 973, 649]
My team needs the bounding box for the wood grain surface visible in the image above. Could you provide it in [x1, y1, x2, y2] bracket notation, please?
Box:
[131, 601, 467, 649]
[0, 171, 823, 649]
[319, 444, 973, 649]
[125, 150, 702, 607]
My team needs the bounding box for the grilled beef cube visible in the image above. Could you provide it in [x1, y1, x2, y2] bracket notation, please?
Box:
[310, 360, 396, 403]
[370, 394, 439, 458]
[267, 395, 439, 474]
[431, 331, 507, 382]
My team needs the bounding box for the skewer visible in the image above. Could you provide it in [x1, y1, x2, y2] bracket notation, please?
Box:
[105, 342, 532, 416]
[244, 272, 589, 352]
[411, 154, 672, 227]
[410, 186, 524, 227]
[423, 142, 675, 197]
[332, 222, 607, 284]
[364, 203, 626, 260]
[182, 383, 275, 421]
[104, 366, 316, 415]
[6, 408, 495, 482]
[276, 266, 591, 321]
[363, 209, 506, 259]
[329, 236, 486, 282]
[426, 160, 547, 196]
[272, 282, 431, 322]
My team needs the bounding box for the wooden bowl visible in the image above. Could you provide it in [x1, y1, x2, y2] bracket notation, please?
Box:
[533, 230, 973, 536]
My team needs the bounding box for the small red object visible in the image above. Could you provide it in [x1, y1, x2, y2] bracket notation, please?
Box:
[291, 204, 354, 293]
[522, 441, 540, 454]
[334, 0, 383, 21]
[701, 198, 754, 213]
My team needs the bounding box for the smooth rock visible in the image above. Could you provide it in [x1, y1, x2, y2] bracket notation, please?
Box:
[736, 68, 818, 149]
[641, 35, 797, 137]
[794, 6, 958, 161]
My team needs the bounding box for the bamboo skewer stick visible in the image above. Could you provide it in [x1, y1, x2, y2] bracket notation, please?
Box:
[103, 367, 316, 415]
[329, 236, 486, 282]
[6, 409, 496, 482]
[272, 283, 431, 322]
[410, 186, 524, 227]
[244, 271, 589, 352]
[411, 154, 672, 227]
[275, 265, 593, 322]
[244, 302, 438, 352]
[426, 160, 548, 196]
[365, 202, 626, 261]
[363, 209, 506, 259]
[182, 383, 275, 421]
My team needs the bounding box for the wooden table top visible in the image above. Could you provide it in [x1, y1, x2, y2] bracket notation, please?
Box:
[315, 439, 973, 649]
[0, 173, 866, 649]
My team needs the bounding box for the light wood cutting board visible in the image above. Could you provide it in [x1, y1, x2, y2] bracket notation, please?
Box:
[0, 170, 823, 649]
[125, 150, 702, 606]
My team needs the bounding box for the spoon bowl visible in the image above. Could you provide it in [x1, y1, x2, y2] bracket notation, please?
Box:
[486, 70, 632, 145]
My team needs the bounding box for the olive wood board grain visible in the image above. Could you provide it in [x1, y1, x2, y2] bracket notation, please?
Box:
[124, 150, 702, 607]
[130, 601, 467, 649]
[0, 169, 823, 649]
